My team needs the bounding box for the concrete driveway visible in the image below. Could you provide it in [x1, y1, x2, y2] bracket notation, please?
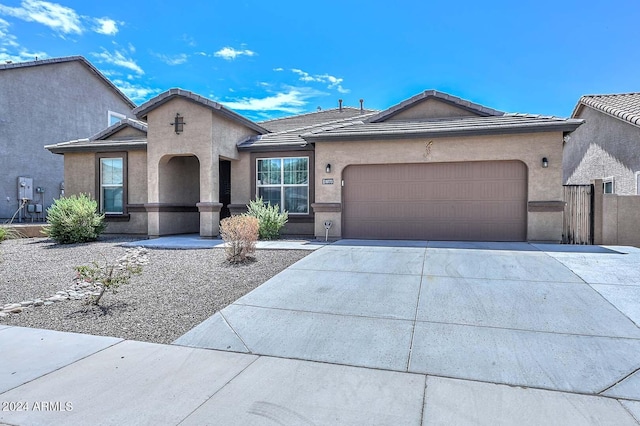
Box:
[176, 240, 640, 397]
[3, 240, 640, 425]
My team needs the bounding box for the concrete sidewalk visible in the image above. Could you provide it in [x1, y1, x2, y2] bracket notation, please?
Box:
[1, 326, 638, 425]
[2, 240, 640, 424]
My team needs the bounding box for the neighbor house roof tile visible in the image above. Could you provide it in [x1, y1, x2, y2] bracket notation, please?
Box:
[573, 93, 640, 127]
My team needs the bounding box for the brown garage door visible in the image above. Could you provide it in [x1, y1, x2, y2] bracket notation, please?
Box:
[342, 161, 527, 241]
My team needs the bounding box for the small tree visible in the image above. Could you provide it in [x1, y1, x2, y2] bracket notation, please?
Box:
[75, 247, 148, 306]
[246, 197, 288, 240]
[220, 215, 259, 263]
[44, 194, 106, 244]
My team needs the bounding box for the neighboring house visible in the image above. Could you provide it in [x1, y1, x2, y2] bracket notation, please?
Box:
[0, 56, 136, 221]
[47, 89, 583, 242]
[563, 93, 640, 194]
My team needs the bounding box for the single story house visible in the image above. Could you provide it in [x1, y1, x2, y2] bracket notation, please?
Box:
[46, 89, 583, 242]
[563, 92, 640, 194]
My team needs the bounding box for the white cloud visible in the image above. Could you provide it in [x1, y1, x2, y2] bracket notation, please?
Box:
[291, 68, 350, 93]
[153, 52, 188, 66]
[92, 48, 144, 74]
[0, 17, 46, 62]
[0, 0, 120, 36]
[214, 46, 255, 60]
[0, 0, 82, 34]
[220, 87, 324, 114]
[181, 34, 196, 47]
[93, 17, 118, 35]
[113, 79, 160, 103]
[273, 67, 283, 72]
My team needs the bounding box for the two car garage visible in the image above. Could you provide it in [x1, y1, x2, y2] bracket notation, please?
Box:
[341, 160, 528, 241]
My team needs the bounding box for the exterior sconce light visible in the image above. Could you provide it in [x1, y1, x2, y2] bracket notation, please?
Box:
[542, 157, 549, 168]
[171, 113, 185, 134]
[326, 163, 331, 173]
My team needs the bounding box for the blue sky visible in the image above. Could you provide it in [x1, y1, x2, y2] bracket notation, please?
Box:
[1, 0, 639, 121]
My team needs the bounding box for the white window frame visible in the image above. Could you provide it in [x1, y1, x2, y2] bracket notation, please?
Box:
[603, 176, 615, 194]
[256, 157, 309, 215]
[635, 172, 640, 195]
[100, 157, 124, 214]
[108, 111, 126, 127]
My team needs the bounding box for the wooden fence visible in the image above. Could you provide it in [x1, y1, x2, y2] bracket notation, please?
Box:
[562, 184, 593, 244]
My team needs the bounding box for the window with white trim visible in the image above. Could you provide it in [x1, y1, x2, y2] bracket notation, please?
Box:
[100, 158, 124, 214]
[603, 177, 615, 194]
[256, 157, 309, 214]
[108, 111, 126, 127]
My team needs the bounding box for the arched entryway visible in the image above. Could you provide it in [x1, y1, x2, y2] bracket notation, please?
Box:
[155, 154, 201, 235]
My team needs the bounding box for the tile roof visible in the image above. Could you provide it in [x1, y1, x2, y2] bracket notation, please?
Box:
[573, 93, 640, 127]
[133, 88, 268, 134]
[91, 118, 148, 140]
[260, 107, 377, 132]
[301, 114, 584, 141]
[238, 111, 379, 151]
[45, 138, 147, 154]
[0, 56, 136, 108]
[366, 90, 504, 123]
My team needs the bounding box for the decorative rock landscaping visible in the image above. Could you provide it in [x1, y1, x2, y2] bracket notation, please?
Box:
[2, 278, 102, 316]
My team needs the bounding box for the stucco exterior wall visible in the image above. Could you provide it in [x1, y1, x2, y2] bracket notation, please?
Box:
[63, 149, 148, 235]
[144, 97, 259, 236]
[0, 60, 134, 219]
[314, 131, 565, 241]
[386, 98, 481, 121]
[602, 194, 640, 247]
[564, 106, 640, 195]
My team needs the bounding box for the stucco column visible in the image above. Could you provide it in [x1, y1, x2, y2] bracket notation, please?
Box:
[197, 202, 223, 237]
[591, 179, 603, 245]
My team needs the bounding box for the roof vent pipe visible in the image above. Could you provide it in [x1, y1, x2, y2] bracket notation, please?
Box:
[359, 99, 364, 112]
[338, 99, 343, 111]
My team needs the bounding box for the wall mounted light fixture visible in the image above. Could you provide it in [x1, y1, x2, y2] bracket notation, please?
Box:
[326, 163, 331, 173]
[171, 113, 185, 134]
[542, 157, 549, 168]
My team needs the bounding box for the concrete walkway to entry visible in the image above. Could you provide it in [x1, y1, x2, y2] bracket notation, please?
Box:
[2, 240, 640, 424]
[121, 233, 328, 250]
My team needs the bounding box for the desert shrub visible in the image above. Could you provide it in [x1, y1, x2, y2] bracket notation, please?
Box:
[75, 247, 148, 306]
[220, 215, 259, 263]
[0, 226, 24, 243]
[246, 197, 288, 240]
[44, 194, 106, 244]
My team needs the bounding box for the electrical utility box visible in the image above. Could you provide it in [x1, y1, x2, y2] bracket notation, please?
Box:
[18, 177, 33, 200]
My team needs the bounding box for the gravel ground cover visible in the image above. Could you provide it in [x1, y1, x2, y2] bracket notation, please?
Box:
[0, 237, 309, 344]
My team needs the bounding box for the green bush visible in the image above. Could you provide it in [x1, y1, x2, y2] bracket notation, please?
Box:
[220, 215, 259, 263]
[44, 194, 106, 244]
[246, 197, 288, 240]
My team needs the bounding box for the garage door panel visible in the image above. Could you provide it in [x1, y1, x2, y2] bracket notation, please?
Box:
[343, 161, 527, 241]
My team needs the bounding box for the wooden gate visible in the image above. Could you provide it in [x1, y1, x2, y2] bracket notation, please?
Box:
[562, 184, 594, 244]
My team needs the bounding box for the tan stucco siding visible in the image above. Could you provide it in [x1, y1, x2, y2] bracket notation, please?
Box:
[232, 152, 253, 204]
[314, 131, 565, 241]
[110, 127, 146, 139]
[386, 98, 482, 121]
[127, 150, 147, 204]
[64, 152, 96, 198]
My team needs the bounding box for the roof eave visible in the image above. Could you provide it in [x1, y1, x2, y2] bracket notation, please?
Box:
[303, 122, 584, 142]
[46, 141, 147, 154]
[133, 89, 268, 134]
[237, 143, 313, 152]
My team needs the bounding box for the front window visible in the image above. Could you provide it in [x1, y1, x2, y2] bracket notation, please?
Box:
[257, 157, 309, 214]
[603, 177, 614, 194]
[100, 158, 124, 214]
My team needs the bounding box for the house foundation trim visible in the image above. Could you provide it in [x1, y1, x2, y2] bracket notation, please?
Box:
[196, 202, 223, 213]
[527, 201, 565, 212]
[311, 203, 342, 213]
[144, 203, 199, 213]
